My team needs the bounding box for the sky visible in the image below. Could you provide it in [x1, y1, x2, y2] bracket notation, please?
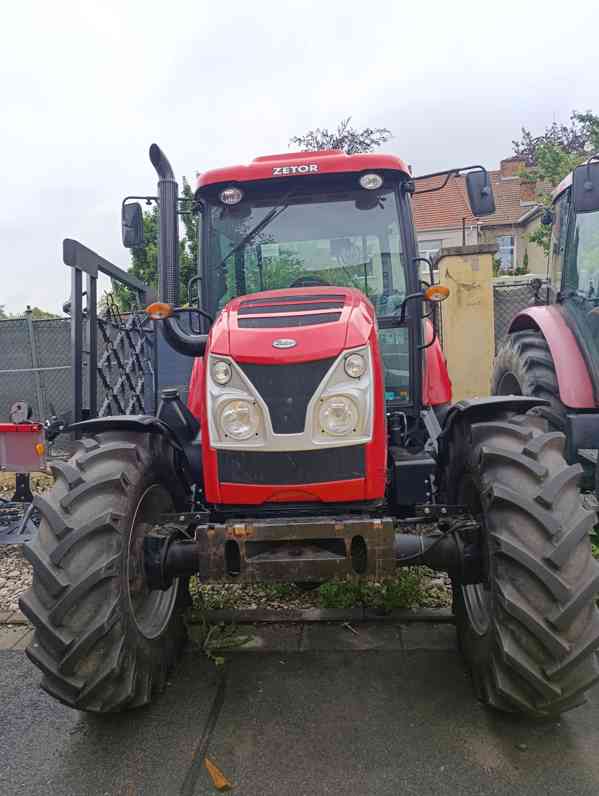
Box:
[1, 0, 598, 314]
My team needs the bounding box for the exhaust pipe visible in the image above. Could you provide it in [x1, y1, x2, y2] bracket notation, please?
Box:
[149, 143, 207, 357]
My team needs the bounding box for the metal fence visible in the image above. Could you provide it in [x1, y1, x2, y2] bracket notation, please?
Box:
[493, 277, 550, 353]
[0, 315, 71, 421]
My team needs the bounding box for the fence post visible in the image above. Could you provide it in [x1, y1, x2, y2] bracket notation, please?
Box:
[86, 273, 98, 418]
[25, 308, 44, 419]
[71, 267, 83, 422]
[435, 244, 497, 401]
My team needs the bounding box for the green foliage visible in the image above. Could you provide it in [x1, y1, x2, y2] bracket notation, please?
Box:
[513, 110, 599, 167]
[513, 111, 599, 259]
[290, 117, 392, 154]
[0, 305, 60, 319]
[527, 221, 552, 258]
[318, 571, 425, 611]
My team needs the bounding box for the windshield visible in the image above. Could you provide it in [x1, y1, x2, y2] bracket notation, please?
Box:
[563, 208, 599, 301]
[203, 186, 407, 318]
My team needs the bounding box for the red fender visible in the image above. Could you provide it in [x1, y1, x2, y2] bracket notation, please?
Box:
[423, 320, 452, 406]
[509, 306, 595, 408]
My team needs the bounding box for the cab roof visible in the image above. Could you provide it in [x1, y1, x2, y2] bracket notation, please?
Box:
[196, 149, 410, 192]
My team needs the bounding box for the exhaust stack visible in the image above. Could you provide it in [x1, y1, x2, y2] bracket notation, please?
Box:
[149, 144, 180, 305]
[149, 144, 207, 357]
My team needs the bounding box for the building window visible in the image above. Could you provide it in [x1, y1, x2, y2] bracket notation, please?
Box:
[419, 239, 443, 260]
[496, 235, 515, 270]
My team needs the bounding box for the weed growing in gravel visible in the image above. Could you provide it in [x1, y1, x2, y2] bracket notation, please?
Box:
[318, 570, 425, 611]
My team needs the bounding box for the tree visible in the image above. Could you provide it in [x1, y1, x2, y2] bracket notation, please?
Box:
[513, 110, 599, 255]
[0, 305, 59, 319]
[115, 176, 198, 310]
[290, 117, 392, 154]
[513, 110, 599, 167]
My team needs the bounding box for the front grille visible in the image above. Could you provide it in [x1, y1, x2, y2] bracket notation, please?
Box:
[217, 446, 365, 484]
[238, 301, 344, 314]
[238, 313, 341, 329]
[240, 358, 334, 433]
[240, 294, 345, 307]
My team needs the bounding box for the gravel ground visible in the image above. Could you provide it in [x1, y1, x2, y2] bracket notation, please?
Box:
[0, 546, 31, 613]
[0, 470, 452, 614]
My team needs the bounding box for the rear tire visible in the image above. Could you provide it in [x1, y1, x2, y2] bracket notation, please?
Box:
[20, 431, 190, 713]
[443, 411, 599, 718]
[492, 331, 566, 432]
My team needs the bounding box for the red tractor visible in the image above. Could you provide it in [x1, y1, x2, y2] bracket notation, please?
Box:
[493, 155, 599, 488]
[21, 145, 599, 719]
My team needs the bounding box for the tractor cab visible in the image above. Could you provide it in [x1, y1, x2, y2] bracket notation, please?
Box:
[548, 157, 599, 382]
[196, 151, 416, 405]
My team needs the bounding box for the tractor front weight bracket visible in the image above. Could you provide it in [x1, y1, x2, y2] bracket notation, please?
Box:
[143, 513, 484, 589]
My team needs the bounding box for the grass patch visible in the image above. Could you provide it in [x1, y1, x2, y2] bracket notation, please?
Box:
[318, 570, 425, 611]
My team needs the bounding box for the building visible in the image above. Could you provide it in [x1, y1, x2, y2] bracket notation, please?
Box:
[412, 157, 546, 275]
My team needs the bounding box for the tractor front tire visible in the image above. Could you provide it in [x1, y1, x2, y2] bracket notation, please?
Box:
[444, 411, 599, 718]
[20, 431, 189, 713]
[492, 330, 566, 432]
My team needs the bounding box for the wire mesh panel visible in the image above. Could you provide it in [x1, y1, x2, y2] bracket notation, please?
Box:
[94, 297, 156, 417]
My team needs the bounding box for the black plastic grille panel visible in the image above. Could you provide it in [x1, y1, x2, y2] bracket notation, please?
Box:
[217, 445, 365, 484]
[238, 313, 341, 329]
[240, 358, 335, 433]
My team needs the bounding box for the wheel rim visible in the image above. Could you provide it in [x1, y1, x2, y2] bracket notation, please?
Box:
[459, 476, 491, 637]
[127, 484, 178, 640]
[461, 583, 491, 636]
[496, 372, 522, 395]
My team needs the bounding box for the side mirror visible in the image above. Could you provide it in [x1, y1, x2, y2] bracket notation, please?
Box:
[572, 158, 599, 214]
[121, 202, 145, 248]
[465, 169, 496, 217]
[541, 208, 554, 226]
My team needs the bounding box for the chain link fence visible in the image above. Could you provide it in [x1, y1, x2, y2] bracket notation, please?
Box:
[0, 316, 71, 422]
[493, 277, 551, 353]
[0, 309, 194, 423]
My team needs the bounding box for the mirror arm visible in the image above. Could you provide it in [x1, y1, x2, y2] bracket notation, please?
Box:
[161, 316, 208, 358]
[122, 195, 157, 208]
[396, 291, 424, 324]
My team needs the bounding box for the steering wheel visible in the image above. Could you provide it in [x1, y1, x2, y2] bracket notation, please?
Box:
[290, 275, 327, 288]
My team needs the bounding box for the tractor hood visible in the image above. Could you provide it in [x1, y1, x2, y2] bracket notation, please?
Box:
[208, 286, 376, 364]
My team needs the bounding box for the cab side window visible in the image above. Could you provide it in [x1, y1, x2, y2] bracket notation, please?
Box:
[550, 190, 570, 289]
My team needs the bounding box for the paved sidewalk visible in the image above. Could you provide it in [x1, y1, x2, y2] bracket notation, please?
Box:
[2, 622, 599, 795]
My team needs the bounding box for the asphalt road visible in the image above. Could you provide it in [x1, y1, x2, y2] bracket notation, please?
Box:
[2, 627, 599, 795]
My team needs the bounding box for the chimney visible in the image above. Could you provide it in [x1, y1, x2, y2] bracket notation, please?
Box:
[500, 156, 526, 178]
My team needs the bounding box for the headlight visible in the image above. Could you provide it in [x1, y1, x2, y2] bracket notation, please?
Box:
[212, 360, 232, 385]
[220, 186, 244, 205]
[359, 173, 383, 190]
[318, 395, 359, 436]
[220, 399, 259, 440]
[344, 353, 366, 379]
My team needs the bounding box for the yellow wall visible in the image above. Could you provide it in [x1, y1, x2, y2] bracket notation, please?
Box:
[437, 245, 496, 401]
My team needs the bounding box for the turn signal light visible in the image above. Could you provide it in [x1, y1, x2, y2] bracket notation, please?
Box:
[424, 285, 450, 303]
[35, 442, 45, 456]
[145, 302, 174, 320]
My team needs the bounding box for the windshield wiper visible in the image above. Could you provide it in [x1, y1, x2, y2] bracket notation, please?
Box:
[215, 190, 294, 272]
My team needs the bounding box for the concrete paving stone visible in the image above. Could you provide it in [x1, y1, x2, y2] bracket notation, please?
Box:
[401, 622, 457, 650]
[0, 611, 12, 625]
[228, 624, 303, 652]
[0, 625, 30, 650]
[11, 628, 33, 650]
[4, 647, 599, 795]
[301, 621, 403, 651]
